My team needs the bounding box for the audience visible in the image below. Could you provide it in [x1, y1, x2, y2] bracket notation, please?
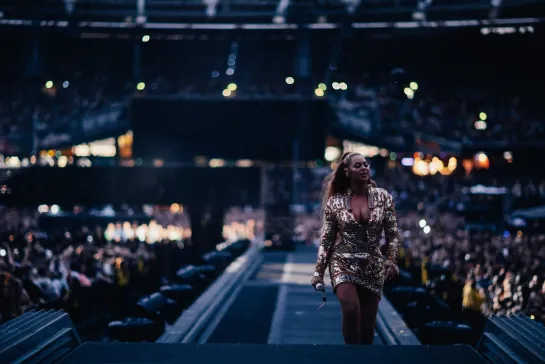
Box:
[0, 205, 258, 339]
[1, 38, 543, 153]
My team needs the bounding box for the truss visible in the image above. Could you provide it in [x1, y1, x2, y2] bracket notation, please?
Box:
[1, 0, 544, 24]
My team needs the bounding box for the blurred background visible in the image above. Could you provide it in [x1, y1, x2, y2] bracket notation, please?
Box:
[0, 0, 544, 348]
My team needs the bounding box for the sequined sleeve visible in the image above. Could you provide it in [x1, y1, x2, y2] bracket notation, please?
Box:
[314, 198, 338, 279]
[384, 193, 400, 262]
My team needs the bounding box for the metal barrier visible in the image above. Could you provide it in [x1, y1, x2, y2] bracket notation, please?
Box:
[376, 297, 421, 345]
[477, 314, 545, 363]
[0, 309, 81, 363]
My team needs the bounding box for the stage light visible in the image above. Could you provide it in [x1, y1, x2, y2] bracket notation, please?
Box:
[209, 159, 225, 168]
[477, 152, 488, 163]
[170, 203, 181, 214]
[428, 157, 444, 176]
[227, 83, 237, 91]
[273, 15, 285, 24]
[314, 89, 324, 97]
[475, 152, 490, 169]
[236, 160, 253, 167]
[45, 81, 53, 89]
[339, 82, 348, 90]
[62, 81, 69, 88]
[474, 120, 487, 130]
[50, 205, 60, 214]
[332, 82, 340, 90]
[324, 146, 341, 162]
[285, 77, 294, 85]
[137, 82, 146, 91]
[142, 35, 150, 43]
[448, 157, 457, 171]
[479, 112, 487, 120]
[404, 87, 414, 99]
[410, 81, 419, 90]
[222, 89, 231, 97]
[57, 156, 68, 168]
[413, 159, 429, 176]
[318, 83, 327, 91]
[419, 220, 427, 228]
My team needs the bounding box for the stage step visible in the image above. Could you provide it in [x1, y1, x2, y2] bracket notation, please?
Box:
[477, 314, 545, 364]
[0, 309, 81, 364]
[58, 342, 485, 364]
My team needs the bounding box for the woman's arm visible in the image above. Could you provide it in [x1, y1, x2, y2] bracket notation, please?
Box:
[312, 198, 338, 285]
[384, 193, 400, 262]
[383, 193, 400, 280]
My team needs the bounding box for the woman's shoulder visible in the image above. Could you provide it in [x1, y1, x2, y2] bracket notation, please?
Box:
[373, 187, 394, 205]
[326, 193, 347, 208]
[373, 187, 392, 197]
[330, 191, 348, 202]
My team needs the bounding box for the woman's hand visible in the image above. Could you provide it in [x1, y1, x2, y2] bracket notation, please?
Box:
[311, 273, 325, 292]
[384, 260, 399, 281]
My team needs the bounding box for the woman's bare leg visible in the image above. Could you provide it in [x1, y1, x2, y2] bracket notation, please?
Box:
[336, 283, 361, 344]
[357, 286, 380, 345]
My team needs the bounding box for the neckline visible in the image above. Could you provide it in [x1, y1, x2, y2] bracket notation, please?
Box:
[347, 185, 374, 198]
[345, 187, 374, 225]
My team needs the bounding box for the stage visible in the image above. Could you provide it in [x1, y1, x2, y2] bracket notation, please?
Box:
[59, 342, 486, 364]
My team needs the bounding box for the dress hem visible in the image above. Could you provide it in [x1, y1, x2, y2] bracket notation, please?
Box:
[331, 278, 382, 299]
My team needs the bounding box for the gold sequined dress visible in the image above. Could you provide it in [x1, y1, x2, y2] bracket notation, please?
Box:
[312, 186, 400, 297]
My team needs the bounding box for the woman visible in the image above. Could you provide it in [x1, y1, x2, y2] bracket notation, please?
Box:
[311, 152, 400, 345]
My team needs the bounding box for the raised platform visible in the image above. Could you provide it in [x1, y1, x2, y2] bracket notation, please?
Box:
[160, 247, 419, 346]
[264, 251, 382, 345]
[477, 313, 545, 363]
[59, 342, 485, 364]
[0, 309, 81, 363]
[0, 247, 490, 364]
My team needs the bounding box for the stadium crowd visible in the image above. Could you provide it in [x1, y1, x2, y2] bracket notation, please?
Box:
[0, 205, 258, 340]
[0, 208, 175, 334]
[1, 36, 544, 154]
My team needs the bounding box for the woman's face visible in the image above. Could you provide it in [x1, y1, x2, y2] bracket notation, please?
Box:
[345, 154, 370, 183]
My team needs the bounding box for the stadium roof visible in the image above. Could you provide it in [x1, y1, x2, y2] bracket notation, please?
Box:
[1, 0, 544, 27]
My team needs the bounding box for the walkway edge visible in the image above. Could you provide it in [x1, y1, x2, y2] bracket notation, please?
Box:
[267, 253, 294, 344]
[196, 252, 264, 344]
[376, 297, 421, 345]
[156, 244, 261, 343]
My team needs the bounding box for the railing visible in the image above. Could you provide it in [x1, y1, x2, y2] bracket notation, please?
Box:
[157, 243, 263, 343]
[0, 310, 81, 363]
[376, 297, 421, 345]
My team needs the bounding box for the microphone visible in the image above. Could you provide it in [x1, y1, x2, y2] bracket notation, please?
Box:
[315, 283, 325, 292]
[315, 283, 327, 309]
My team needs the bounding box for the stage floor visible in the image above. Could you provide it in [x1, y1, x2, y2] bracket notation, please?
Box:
[59, 342, 486, 364]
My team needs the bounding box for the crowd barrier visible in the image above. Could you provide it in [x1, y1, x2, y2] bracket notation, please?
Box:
[477, 313, 545, 363]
